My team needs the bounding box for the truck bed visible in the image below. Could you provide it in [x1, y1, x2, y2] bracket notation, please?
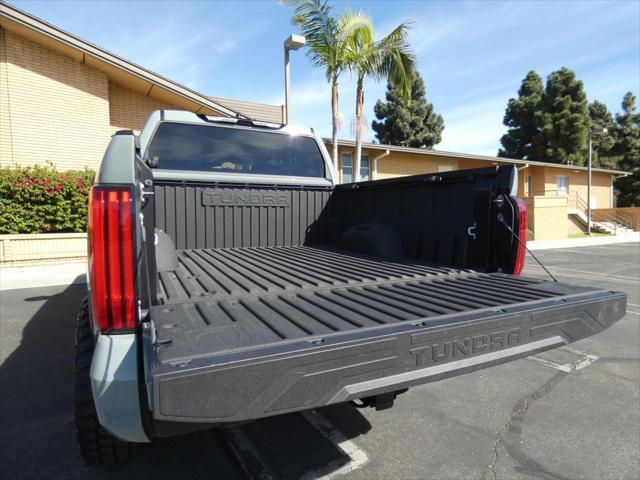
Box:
[154, 245, 563, 362]
[149, 245, 624, 424]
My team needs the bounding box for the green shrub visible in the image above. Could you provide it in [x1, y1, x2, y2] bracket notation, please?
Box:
[0, 164, 95, 234]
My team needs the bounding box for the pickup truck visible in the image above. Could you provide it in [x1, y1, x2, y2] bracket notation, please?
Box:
[75, 110, 626, 464]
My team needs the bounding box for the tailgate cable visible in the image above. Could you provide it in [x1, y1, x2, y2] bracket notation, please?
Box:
[497, 214, 558, 282]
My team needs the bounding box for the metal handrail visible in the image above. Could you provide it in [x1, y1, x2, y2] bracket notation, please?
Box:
[592, 210, 636, 231]
[527, 190, 638, 232]
[591, 211, 618, 234]
[573, 192, 588, 212]
[603, 210, 639, 231]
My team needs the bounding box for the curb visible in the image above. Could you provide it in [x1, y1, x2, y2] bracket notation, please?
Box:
[528, 233, 640, 251]
[0, 262, 87, 291]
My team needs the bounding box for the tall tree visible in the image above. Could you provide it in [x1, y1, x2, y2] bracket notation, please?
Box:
[345, 19, 416, 182]
[371, 73, 444, 148]
[613, 92, 640, 206]
[498, 71, 544, 159]
[537, 67, 591, 165]
[588, 100, 617, 169]
[290, 1, 371, 170]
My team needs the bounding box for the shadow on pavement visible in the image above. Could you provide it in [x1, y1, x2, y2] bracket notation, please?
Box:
[0, 281, 372, 480]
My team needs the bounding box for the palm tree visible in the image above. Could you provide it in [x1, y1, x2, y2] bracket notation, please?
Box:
[290, 1, 371, 171]
[345, 21, 416, 182]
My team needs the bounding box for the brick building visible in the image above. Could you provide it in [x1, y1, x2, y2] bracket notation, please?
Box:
[332, 140, 620, 212]
[0, 3, 282, 171]
[0, 3, 633, 242]
[330, 140, 632, 238]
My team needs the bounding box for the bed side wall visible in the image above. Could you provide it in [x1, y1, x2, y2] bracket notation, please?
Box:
[329, 168, 501, 270]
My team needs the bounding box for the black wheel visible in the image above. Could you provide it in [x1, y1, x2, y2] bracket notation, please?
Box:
[74, 297, 139, 465]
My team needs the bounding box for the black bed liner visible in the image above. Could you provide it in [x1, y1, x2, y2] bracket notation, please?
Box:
[157, 245, 475, 303]
[148, 245, 625, 425]
[153, 245, 568, 362]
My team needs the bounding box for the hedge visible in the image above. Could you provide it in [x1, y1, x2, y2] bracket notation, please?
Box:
[0, 165, 95, 234]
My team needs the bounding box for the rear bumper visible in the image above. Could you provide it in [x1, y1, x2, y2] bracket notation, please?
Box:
[149, 289, 625, 424]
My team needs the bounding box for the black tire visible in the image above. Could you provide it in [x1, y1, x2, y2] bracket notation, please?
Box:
[74, 297, 139, 465]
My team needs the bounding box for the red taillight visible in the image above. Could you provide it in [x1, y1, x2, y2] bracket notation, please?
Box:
[89, 186, 136, 332]
[512, 196, 527, 275]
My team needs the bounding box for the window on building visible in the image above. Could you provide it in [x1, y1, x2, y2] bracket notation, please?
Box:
[342, 153, 353, 183]
[341, 153, 370, 182]
[361, 155, 370, 181]
[556, 175, 569, 195]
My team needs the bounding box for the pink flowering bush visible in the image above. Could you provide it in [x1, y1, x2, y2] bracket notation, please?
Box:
[0, 164, 95, 233]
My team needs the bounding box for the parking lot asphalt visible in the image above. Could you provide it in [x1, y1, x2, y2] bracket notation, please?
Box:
[1, 242, 638, 480]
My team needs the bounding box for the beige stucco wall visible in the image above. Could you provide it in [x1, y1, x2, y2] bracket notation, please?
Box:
[526, 166, 547, 197]
[333, 146, 615, 210]
[541, 168, 612, 209]
[0, 28, 111, 171]
[376, 151, 458, 179]
[525, 195, 569, 240]
[336, 146, 459, 183]
[568, 215, 586, 235]
[524, 165, 612, 209]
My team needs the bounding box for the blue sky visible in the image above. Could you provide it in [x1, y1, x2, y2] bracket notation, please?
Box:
[13, 0, 640, 155]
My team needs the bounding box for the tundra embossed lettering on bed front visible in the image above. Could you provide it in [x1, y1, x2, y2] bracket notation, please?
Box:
[202, 190, 290, 207]
[410, 328, 522, 366]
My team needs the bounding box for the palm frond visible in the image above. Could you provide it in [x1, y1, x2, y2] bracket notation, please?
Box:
[371, 22, 417, 102]
[337, 9, 373, 41]
[288, 0, 352, 79]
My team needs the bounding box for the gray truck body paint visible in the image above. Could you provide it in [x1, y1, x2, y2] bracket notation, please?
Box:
[142, 323, 155, 412]
[90, 333, 150, 443]
[138, 110, 163, 157]
[152, 169, 334, 187]
[95, 134, 136, 185]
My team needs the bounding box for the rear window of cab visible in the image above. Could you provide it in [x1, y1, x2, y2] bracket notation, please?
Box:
[146, 122, 325, 178]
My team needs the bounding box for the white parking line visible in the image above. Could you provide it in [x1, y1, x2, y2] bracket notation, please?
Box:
[300, 410, 369, 480]
[556, 269, 640, 283]
[525, 268, 640, 287]
[524, 264, 640, 285]
[527, 347, 599, 373]
[224, 427, 276, 480]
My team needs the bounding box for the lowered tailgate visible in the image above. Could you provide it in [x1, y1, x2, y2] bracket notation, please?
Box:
[146, 256, 626, 424]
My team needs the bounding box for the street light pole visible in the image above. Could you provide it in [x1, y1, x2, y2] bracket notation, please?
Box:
[587, 131, 593, 235]
[284, 47, 290, 124]
[283, 34, 305, 125]
[587, 127, 608, 235]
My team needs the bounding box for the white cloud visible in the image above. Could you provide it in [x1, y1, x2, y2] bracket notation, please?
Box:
[263, 76, 331, 108]
[437, 97, 508, 155]
[410, 20, 465, 56]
